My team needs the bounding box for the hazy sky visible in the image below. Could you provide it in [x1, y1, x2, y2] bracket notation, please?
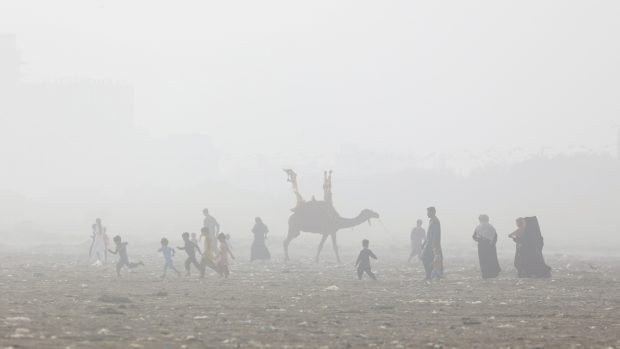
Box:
[1, 1, 619, 172]
[1, 1, 620, 252]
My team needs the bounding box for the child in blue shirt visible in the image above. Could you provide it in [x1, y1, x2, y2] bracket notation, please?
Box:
[158, 238, 180, 278]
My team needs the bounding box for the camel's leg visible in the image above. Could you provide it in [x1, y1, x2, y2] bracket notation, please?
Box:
[315, 234, 329, 263]
[283, 229, 299, 262]
[331, 233, 341, 264]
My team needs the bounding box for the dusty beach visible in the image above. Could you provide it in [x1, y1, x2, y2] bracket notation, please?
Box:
[1, 244, 619, 349]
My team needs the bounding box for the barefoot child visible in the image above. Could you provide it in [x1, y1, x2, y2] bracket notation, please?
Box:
[355, 239, 377, 280]
[108, 235, 143, 277]
[178, 232, 202, 276]
[215, 233, 235, 278]
[158, 238, 181, 278]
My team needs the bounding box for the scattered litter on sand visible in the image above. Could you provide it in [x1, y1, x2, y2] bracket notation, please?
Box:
[10, 327, 33, 339]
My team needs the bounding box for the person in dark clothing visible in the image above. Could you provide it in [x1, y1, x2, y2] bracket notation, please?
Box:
[108, 235, 143, 277]
[408, 219, 426, 263]
[250, 217, 271, 261]
[178, 232, 202, 276]
[421, 206, 443, 281]
[511, 216, 551, 278]
[472, 214, 501, 279]
[355, 239, 377, 280]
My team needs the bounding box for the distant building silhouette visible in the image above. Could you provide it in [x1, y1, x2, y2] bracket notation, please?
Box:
[0, 33, 134, 137]
[0, 34, 135, 190]
[0, 34, 219, 192]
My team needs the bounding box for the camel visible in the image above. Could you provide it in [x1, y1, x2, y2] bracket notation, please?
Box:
[283, 170, 380, 263]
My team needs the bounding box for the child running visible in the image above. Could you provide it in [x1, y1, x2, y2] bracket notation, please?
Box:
[107, 235, 143, 277]
[158, 238, 181, 278]
[178, 232, 202, 276]
[355, 239, 378, 280]
[215, 233, 235, 279]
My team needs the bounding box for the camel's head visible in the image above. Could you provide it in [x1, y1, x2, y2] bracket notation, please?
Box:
[361, 209, 380, 226]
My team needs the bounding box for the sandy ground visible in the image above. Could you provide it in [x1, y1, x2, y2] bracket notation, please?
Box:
[1, 246, 619, 349]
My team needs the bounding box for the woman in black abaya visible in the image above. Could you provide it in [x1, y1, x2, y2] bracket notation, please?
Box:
[250, 217, 271, 261]
[472, 214, 501, 279]
[519, 216, 551, 278]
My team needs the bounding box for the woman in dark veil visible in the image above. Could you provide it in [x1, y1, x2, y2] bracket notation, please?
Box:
[472, 214, 501, 279]
[521, 216, 551, 278]
[510, 216, 551, 278]
[250, 217, 271, 261]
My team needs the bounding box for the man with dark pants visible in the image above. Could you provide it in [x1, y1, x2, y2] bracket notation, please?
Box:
[421, 206, 443, 281]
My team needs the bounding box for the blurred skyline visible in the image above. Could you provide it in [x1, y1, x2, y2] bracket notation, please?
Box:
[1, 2, 619, 253]
[1, 1, 619, 174]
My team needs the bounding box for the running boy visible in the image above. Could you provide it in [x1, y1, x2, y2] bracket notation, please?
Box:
[158, 238, 181, 278]
[355, 239, 378, 280]
[178, 232, 202, 276]
[107, 235, 143, 277]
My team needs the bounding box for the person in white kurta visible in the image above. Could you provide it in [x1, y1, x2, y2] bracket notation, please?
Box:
[91, 218, 108, 265]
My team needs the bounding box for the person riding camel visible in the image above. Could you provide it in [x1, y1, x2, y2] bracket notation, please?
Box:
[284, 169, 304, 209]
[285, 169, 334, 210]
[323, 170, 333, 205]
[281, 169, 380, 263]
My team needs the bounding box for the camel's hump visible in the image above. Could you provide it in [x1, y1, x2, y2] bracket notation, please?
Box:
[291, 200, 339, 218]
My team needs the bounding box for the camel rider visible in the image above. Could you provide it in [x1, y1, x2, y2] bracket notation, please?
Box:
[284, 169, 304, 207]
[284, 169, 297, 187]
[323, 170, 333, 205]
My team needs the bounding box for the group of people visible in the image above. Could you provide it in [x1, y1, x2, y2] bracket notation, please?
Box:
[408, 207, 552, 280]
[157, 229, 234, 279]
[88, 219, 145, 277]
[89, 208, 272, 279]
[91, 206, 551, 281]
